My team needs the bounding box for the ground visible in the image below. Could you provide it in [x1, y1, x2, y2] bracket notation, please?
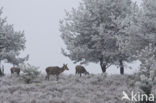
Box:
[0, 74, 155, 103]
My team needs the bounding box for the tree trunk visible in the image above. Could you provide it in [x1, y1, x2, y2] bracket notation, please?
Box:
[100, 64, 107, 73]
[0, 68, 4, 76]
[119, 60, 124, 75]
[100, 58, 107, 73]
[0, 69, 2, 76]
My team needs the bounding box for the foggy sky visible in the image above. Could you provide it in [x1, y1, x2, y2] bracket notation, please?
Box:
[0, 0, 140, 74]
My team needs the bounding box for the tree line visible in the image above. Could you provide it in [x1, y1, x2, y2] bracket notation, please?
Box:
[60, 0, 156, 75]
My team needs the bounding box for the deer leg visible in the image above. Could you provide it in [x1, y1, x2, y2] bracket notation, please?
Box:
[45, 75, 47, 80]
[17, 72, 20, 76]
[11, 71, 13, 77]
[46, 74, 49, 80]
[48, 75, 50, 80]
[80, 73, 81, 77]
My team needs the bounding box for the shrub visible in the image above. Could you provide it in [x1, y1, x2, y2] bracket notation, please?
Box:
[136, 45, 156, 103]
[19, 64, 40, 84]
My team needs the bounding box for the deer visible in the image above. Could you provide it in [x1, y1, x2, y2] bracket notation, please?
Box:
[10, 67, 20, 76]
[75, 65, 89, 77]
[45, 64, 69, 80]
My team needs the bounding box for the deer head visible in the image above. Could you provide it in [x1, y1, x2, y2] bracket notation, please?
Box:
[63, 64, 69, 70]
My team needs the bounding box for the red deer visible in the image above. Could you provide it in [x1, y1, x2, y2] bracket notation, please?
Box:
[75, 65, 89, 77]
[45, 64, 69, 80]
[10, 67, 20, 76]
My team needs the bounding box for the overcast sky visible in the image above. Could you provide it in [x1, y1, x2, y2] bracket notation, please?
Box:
[0, 0, 140, 74]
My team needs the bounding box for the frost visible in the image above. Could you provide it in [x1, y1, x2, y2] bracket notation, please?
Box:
[0, 74, 148, 103]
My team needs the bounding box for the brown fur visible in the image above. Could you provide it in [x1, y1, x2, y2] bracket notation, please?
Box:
[75, 65, 89, 77]
[10, 67, 20, 76]
[45, 64, 69, 80]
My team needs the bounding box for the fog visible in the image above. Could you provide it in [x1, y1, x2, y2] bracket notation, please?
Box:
[0, 0, 140, 74]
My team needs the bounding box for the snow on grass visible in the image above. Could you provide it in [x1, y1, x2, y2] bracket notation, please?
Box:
[0, 74, 155, 103]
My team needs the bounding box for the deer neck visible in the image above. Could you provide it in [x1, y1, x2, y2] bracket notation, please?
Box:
[59, 66, 65, 73]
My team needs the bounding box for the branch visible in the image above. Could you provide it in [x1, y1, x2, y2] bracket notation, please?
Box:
[106, 63, 112, 69]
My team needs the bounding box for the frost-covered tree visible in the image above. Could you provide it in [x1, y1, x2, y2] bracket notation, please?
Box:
[0, 8, 27, 66]
[131, 1, 156, 102]
[135, 44, 156, 103]
[140, 0, 156, 46]
[134, 1, 156, 102]
[115, 1, 152, 74]
[60, 0, 137, 74]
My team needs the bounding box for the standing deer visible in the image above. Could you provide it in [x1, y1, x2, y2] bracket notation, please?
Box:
[10, 67, 20, 76]
[45, 64, 69, 80]
[75, 65, 89, 77]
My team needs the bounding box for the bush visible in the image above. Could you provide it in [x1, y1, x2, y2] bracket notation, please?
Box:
[19, 64, 40, 84]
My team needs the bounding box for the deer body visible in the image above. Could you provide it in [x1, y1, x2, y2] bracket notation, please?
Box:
[10, 67, 20, 76]
[75, 65, 89, 77]
[45, 64, 69, 80]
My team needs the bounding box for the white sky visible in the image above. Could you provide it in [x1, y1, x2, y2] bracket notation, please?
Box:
[0, 0, 140, 74]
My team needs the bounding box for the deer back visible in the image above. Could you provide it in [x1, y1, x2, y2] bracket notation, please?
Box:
[10, 67, 20, 73]
[46, 66, 63, 75]
[76, 65, 88, 74]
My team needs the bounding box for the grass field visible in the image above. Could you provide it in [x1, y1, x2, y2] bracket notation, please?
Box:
[0, 74, 155, 103]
